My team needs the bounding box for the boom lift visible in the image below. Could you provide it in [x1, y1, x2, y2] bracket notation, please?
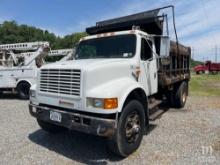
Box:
[0, 42, 50, 99]
[48, 49, 74, 62]
[0, 42, 50, 68]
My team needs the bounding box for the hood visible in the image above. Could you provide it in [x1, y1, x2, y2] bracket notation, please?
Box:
[41, 59, 128, 70]
[194, 64, 206, 72]
[40, 58, 138, 96]
[194, 64, 203, 69]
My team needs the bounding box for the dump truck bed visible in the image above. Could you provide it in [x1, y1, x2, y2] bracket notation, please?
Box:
[158, 41, 191, 88]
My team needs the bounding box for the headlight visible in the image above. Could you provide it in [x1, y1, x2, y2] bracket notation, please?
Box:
[87, 97, 118, 109]
[30, 90, 36, 98]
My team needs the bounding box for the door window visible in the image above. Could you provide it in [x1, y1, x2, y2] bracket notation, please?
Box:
[141, 38, 153, 61]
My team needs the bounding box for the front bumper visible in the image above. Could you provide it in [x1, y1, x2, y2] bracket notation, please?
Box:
[29, 103, 116, 137]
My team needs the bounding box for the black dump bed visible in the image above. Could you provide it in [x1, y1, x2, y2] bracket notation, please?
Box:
[160, 41, 191, 87]
[87, 9, 163, 36]
[86, 6, 191, 87]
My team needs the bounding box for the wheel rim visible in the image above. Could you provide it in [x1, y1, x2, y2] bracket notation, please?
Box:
[182, 91, 186, 103]
[125, 111, 141, 143]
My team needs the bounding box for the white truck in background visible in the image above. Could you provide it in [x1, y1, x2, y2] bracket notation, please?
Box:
[29, 6, 191, 157]
[0, 42, 73, 99]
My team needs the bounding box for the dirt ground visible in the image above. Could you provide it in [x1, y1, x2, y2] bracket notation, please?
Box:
[0, 93, 220, 165]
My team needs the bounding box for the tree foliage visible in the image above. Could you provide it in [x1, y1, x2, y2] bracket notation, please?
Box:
[0, 21, 87, 49]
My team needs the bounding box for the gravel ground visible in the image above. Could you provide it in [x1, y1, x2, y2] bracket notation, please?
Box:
[0, 94, 220, 165]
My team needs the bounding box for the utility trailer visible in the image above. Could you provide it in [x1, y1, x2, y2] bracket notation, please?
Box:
[29, 6, 191, 157]
[0, 43, 73, 99]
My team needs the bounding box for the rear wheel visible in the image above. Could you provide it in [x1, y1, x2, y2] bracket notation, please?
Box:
[17, 82, 31, 99]
[108, 100, 145, 157]
[167, 81, 188, 108]
[174, 82, 188, 108]
[37, 119, 66, 134]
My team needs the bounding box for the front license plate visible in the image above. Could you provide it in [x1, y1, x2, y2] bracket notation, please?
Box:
[50, 111, 62, 122]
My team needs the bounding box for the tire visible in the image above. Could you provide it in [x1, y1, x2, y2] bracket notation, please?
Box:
[108, 100, 145, 157]
[173, 82, 188, 108]
[167, 82, 188, 108]
[17, 82, 31, 99]
[37, 119, 66, 134]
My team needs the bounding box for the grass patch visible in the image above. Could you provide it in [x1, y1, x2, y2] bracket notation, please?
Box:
[190, 74, 220, 96]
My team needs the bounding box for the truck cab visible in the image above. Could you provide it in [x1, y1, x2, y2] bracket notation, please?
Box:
[29, 6, 191, 157]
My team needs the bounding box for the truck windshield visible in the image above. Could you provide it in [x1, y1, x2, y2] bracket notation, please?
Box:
[75, 34, 136, 59]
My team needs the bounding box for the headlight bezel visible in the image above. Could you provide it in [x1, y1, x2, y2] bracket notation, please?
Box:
[87, 97, 118, 109]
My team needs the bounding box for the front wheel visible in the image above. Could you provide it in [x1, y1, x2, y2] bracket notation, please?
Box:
[108, 100, 145, 157]
[17, 82, 31, 99]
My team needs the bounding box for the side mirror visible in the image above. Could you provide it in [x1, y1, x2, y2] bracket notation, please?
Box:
[160, 36, 170, 58]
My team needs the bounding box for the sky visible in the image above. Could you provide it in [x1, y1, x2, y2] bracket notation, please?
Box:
[0, 0, 220, 62]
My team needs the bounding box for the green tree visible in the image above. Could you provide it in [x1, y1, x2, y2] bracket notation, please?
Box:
[0, 20, 87, 48]
[0, 21, 88, 61]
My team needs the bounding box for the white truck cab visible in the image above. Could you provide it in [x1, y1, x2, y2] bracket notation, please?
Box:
[30, 30, 157, 113]
[29, 6, 191, 157]
[0, 43, 74, 99]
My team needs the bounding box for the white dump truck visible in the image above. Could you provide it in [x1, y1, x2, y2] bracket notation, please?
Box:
[29, 6, 191, 157]
[0, 42, 73, 99]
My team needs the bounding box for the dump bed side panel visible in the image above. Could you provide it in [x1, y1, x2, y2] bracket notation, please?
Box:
[158, 41, 191, 88]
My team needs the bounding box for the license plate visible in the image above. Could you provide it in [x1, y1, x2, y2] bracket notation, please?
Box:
[50, 111, 62, 122]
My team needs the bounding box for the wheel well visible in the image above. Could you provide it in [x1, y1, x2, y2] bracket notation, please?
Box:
[122, 88, 148, 119]
[16, 80, 31, 88]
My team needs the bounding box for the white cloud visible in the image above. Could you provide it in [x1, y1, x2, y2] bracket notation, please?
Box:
[173, 0, 220, 61]
[115, 0, 220, 62]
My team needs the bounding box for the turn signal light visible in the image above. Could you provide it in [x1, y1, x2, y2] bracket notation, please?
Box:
[104, 98, 118, 109]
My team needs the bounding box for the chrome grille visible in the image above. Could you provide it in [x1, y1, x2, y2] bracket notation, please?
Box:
[40, 69, 81, 96]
